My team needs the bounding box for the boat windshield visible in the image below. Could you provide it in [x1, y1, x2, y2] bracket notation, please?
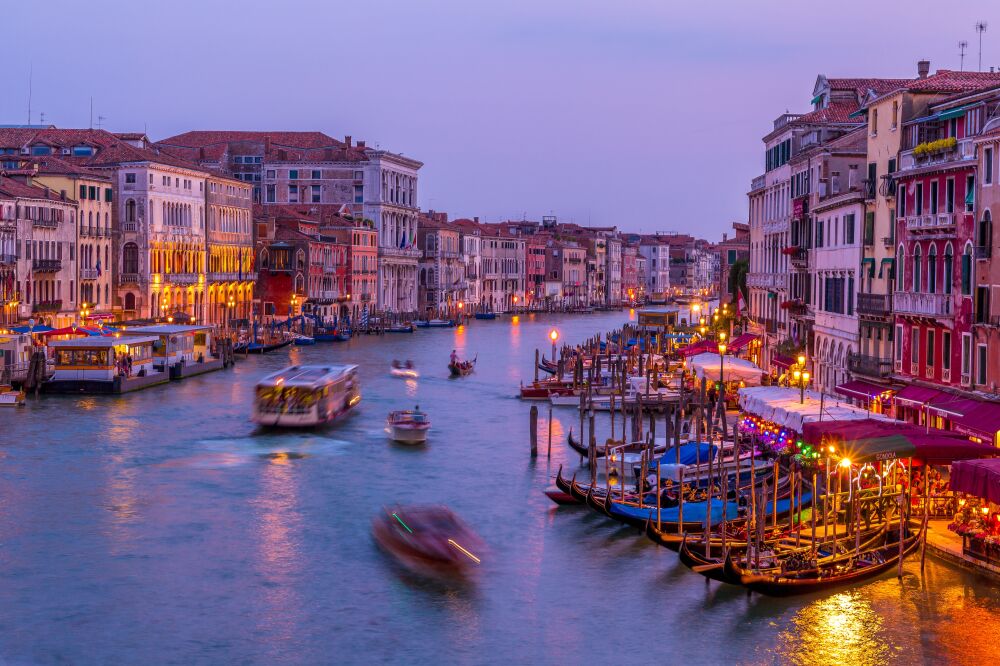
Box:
[256, 385, 326, 411]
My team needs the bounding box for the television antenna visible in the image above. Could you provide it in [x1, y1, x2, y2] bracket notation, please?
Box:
[960, 40, 969, 71]
[97, 115, 107, 129]
[977, 21, 988, 72]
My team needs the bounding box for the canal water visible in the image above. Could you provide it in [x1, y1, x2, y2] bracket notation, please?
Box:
[1, 310, 999, 665]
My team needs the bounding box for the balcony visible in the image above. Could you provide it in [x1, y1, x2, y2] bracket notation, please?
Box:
[207, 271, 257, 282]
[847, 352, 893, 378]
[32, 218, 59, 229]
[359, 293, 372, 302]
[80, 268, 99, 280]
[32, 300, 62, 313]
[426, 248, 461, 259]
[312, 290, 339, 303]
[381, 247, 421, 259]
[165, 273, 200, 285]
[788, 247, 809, 269]
[119, 273, 141, 284]
[121, 221, 139, 233]
[901, 137, 975, 169]
[904, 213, 956, 232]
[879, 174, 897, 198]
[0, 253, 15, 265]
[893, 291, 951, 317]
[882, 236, 895, 248]
[32, 259, 62, 272]
[976, 246, 992, 260]
[862, 178, 877, 201]
[857, 292, 892, 317]
[747, 273, 786, 290]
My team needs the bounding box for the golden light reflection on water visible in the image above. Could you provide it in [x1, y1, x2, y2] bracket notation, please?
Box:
[405, 378, 418, 398]
[775, 591, 889, 666]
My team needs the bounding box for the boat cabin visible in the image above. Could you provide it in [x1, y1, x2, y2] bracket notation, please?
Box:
[121, 325, 213, 368]
[253, 364, 360, 427]
[0, 329, 33, 382]
[637, 309, 678, 331]
[47, 335, 158, 381]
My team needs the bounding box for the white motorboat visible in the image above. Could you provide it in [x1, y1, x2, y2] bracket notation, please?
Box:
[386, 408, 431, 444]
[390, 361, 419, 379]
[252, 365, 360, 427]
[0, 385, 25, 407]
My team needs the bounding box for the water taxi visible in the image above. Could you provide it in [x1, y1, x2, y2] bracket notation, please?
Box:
[390, 360, 419, 379]
[0, 385, 25, 406]
[386, 407, 431, 444]
[252, 364, 360, 427]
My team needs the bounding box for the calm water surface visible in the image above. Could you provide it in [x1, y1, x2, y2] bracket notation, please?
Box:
[1, 311, 999, 665]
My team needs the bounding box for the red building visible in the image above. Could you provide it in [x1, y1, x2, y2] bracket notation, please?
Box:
[322, 210, 377, 321]
[893, 93, 980, 423]
[524, 235, 547, 309]
[621, 243, 640, 303]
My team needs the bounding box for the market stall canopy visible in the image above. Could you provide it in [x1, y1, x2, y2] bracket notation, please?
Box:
[771, 354, 797, 370]
[38, 326, 102, 337]
[951, 459, 1000, 504]
[802, 420, 998, 464]
[951, 401, 1000, 441]
[738, 386, 892, 432]
[689, 353, 763, 385]
[834, 380, 893, 402]
[9, 325, 53, 334]
[678, 339, 718, 357]
[727, 333, 759, 353]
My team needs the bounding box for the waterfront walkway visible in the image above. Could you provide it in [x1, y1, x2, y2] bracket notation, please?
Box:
[926, 519, 1000, 580]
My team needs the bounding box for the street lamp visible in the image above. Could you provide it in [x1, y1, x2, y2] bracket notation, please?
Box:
[718, 341, 727, 406]
[549, 328, 559, 360]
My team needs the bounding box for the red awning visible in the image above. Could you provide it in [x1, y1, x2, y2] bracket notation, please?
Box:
[802, 419, 998, 464]
[678, 340, 718, 357]
[951, 400, 1000, 440]
[951, 458, 1000, 504]
[835, 380, 890, 401]
[38, 326, 101, 337]
[772, 354, 796, 370]
[728, 333, 759, 352]
[926, 395, 981, 418]
[893, 384, 944, 406]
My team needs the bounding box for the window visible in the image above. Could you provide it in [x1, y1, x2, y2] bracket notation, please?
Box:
[870, 108, 878, 136]
[354, 170, 364, 180]
[79, 184, 87, 200]
[896, 325, 904, 361]
[946, 179, 955, 214]
[962, 245, 973, 295]
[288, 185, 298, 202]
[913, 245, 922, 292]
[105, 188, 113, 202]
[354, 185, 363, 204]
[977, 286, 990, 324]
[896, 247, 905, 292]
[311, 170, 321, 179]
[891, 100, 899, 129]
[915, 183, 923, 215]
[846, 214, 856, 244]
[962, 333, 972, 379]
[966, 175, 976, 212]
[266, 169, 276, 179]
[943, 332, 952, 370]
[31, 145, 51, 155]
[88, 186, 96, 200]
[927, 329, 935, 369]
[930, 181, 939, 215]
[944, 244, 954, 293]
[986, 147, 995, 185]
[72, 146, 93, 156]
[898, 185, 907, 217]
[978, 344, 988, 385]
[289, 169, 299, 180]
[125, 173, 136, 184]
[311, 185, 321, 203]
[266, 185, 276, 203]
[928, 246, 937, 293]
[911, 327, 919, 365]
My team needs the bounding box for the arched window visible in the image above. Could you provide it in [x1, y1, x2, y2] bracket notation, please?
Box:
[928, 245, 937, 293]
[296, 249, 305, 270]
[944, 243, 954, 293]
[962, 242, 973, 295]
[124, 292, 136, 311]
[258, 249, 269, 269]
[125, 199, 136, 223]
[896, 246, 905, 293]
[913, 245, 922, 292]
[123, 242, 139, 274]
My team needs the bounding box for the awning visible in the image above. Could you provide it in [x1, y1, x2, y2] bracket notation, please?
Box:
[689, 353, 763, 385]
[848, 108, 865, 119]
[937, 104, 973, 121]
[951, 458, 1000, 504]
[926, 395, 980, 418]
[10, 325, 54, 334]
[835, 380, 891, 401]
[802, 419, 998, 464]
[728, 333, 759, 352]
[894, 384, 944, 406]
[879, 258, 895, 279]
[772, 354, 797, 370]
[738, 386, 893, 432]
[861, 257, 875, 278]
[39, 326, 102, 337]
[678, 340, 718, 357]
[951, 400, 1000, 440]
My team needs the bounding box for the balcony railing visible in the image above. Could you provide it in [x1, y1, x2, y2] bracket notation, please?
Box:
[32, 300, 62, 313]
[121, 221, 139, 233]
[904, 213, 956, 232]
[976, 245, 992, 259]
[80, 268, 99, 280]
[857, 292, 892, 317]
[32, 218, 59, 229]
[847, 352, 893, 378]
[207, 271, 257, 282]
[879, 175, 897, 198]
[119, 273, 140, 284]
[862, 178, 877, 201]
[381, 247, 421, 259]
[893, 291, 951, 317]
[789, 247, 809, 269]
[882, 236, 895, 247]
[32, 259, 62, 272]
[0, 253, 15, 265]
[165, 273, 199, 285]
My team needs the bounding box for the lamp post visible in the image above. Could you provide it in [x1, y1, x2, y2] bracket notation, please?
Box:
[549, 328, 559, 360]
[718, 341, 727, 406]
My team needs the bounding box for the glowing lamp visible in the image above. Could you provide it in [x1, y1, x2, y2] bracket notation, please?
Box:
[983, 507, 990, 515]
[718, 343, 727, 355]
[797, 355, 806, 366]
[839, 458, 852, 468]
[549, 329, 559, 342]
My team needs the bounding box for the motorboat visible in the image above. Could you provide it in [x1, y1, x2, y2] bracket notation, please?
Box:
[390, 361, 420, 379]
[372, 505, 483, 577]
[252, 364, 360, 427]
[386, 407, 431, 444]
[0, 385, 25, 407]
[415, 319, 456, 328]
[385, 323, 415, 333]
[474, 312, 497, 320]
[291, 333, 316, 346]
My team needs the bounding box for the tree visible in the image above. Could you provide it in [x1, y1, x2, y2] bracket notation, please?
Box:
[728, 258, 749, 303]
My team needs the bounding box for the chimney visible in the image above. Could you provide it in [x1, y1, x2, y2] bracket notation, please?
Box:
[264, 136, 271, 153]
[357, 140, 366, 149]
[917, 60, 930, 78]
[474, 216, 480, 224]
[344, 135, 352, 148]
[723, 233, 728, 242]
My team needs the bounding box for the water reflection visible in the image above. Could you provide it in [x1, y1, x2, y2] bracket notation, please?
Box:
[775, 591, 888, 665]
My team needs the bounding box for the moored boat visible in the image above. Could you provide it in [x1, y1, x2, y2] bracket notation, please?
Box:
[292, 333, 316, 346]
[252, 364, 360, 427]
[386, 407, 431, 444]
[390, 360, 419, 379]
[385, 323, 416, 333]
[474, 312, 497, 320]
[0, 384, 25, 407]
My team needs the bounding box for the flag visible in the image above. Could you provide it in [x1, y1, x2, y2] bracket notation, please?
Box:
[736, 289, 746, 318]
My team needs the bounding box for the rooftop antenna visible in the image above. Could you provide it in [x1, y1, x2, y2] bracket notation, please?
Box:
[89, 97, 93, 129]
[97, 115, 107, 129]
[39, 112, 46, 124]
[960, 40, 969, 71]
[977, 21, 988, 72]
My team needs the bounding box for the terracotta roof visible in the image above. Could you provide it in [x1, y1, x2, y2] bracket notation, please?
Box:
[0, 175, 75, 202]
[827, 78, 912, 97]
[795, 101, 864, 125]
[0, 128, 206, 172]
[908, 70, 1000, 93]
[0, 154, 109, 179]
[159, 131, 346, 150]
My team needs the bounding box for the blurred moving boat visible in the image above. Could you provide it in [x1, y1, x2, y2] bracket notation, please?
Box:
[252, 364, 360, 427]
[390, 360, 419, 379]
[386, 407, 431, 444]
[373, 505, 483, 577]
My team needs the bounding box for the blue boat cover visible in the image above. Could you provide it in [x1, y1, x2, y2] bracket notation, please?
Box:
[607, 492, 812, 524]
[650, 442, 716, 467]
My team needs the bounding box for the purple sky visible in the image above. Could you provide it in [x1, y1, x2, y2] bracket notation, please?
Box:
[4, 1, 1000, 238]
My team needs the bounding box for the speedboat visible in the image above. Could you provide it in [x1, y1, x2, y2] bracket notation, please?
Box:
[415, 319, 455, 328]
[0, 385, 25, 407]
[252, 364, 360, 427]
[386, 408, 431, 444]
[372, 505, 483, 577]
[292, 333, 316, 346]
[390, 362, 420, 379]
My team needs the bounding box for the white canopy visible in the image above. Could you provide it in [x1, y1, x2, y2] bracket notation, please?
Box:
[737, 386, 893, 432]
[689, 353, 763, 385]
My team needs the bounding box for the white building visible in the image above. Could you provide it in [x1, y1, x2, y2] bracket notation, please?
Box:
[638, 241, 671, 298]
[605, 236, 622, 306]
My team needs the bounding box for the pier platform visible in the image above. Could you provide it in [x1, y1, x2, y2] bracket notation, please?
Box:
[925, 520, 1000, 580]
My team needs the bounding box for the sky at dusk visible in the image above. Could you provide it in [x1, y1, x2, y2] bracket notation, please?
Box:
[4, 1, 1000, 238]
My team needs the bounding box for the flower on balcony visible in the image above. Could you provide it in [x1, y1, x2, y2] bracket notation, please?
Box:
[780, 299, 802, 310]
[913, 136, 957, 157]
[781, 246, 800, 255]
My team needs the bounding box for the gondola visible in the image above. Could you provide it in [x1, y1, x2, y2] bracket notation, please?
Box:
[246, 339, 293, 354]
[474, 312, 497, 320]
[537, 358, 559, 374]
[448, 357, 476, 377]
[385, 323, 415, 333]
[726, 527, 919, 596]
[678, 535, 732, 583]
[545, 467, 580, 505]
[566, 430, 668, 458]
